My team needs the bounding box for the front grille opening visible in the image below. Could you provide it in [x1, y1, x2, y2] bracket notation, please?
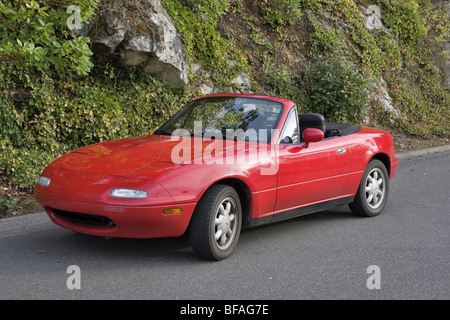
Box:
[53, 209, 116, 228]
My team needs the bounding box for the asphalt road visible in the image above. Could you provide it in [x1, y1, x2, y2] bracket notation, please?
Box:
[0, 151, 449, 301]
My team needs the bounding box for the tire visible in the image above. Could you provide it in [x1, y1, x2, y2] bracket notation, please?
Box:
[349, 159, 389, 217]
[190, 184, 242, 261]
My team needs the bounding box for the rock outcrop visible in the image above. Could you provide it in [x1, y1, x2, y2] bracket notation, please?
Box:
[372, 78, 401, 123]
[71, 0, 188, 89]
[192, 62, 252, 95]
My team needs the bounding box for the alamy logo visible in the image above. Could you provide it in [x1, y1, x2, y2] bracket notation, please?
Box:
[366, 265, 381, 290]
[66, 265, 81, 290]
[364, 5, 384, 30]
[67, 5, 82, 30]
[170, 121, 279, 176]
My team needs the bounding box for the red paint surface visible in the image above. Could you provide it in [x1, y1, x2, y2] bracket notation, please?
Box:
[35, 94, 398, 239]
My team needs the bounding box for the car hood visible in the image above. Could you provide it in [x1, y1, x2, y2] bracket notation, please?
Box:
[51, 134, 262, 180]
[52, 135, 184, 180]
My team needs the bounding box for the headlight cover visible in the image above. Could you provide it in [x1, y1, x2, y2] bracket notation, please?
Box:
[38, 176, 52, 187]
[110, 188, 149, 199]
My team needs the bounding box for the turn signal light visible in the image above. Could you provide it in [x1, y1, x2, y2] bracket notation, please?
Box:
[162, 208, 183, 215]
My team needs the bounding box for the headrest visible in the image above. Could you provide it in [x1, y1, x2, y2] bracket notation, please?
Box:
[299, 113, 326, 134]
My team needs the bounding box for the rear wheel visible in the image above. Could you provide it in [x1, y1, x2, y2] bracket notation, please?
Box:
[349, 159, 389, 217]
[190, 184, 242, 261]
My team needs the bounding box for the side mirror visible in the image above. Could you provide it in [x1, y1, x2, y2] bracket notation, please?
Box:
[303, 128, 324, 144]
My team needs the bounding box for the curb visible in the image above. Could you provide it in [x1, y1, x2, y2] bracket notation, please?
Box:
[396, 144, 450, 162]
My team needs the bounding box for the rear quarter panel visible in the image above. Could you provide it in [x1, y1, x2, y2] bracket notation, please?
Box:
[343, 127, 397, 195]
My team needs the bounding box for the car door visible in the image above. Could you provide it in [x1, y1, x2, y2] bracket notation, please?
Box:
[274, 108, 351, 213]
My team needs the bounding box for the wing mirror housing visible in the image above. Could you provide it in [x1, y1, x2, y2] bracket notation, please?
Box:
[303, 128, 324, 144]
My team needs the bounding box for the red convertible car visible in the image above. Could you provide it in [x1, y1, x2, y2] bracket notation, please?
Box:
[35, 94, 398, 260]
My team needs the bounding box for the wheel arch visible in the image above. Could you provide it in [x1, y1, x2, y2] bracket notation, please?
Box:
[190, 177, 252, 228]
[212, 178, 251, 226]
[370, 152, 391, 176]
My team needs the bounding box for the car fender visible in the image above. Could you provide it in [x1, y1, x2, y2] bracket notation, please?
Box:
[156, 161, 278, 221]
[343, 127, 397, 195]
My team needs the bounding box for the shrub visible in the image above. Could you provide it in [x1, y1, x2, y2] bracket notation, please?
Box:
[302, 50, 371, 123]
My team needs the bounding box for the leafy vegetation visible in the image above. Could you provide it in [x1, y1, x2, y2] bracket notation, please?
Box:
[261, 0, 303, 30]
[302, 50, 371, 123]
[0, 194, 20, 215]
[162, 0, 248, 86]
[246, 0, 449, 134]
[0, 0, 449, 215]
[0, 0, 99, 79]
[1, 69, 188, 188]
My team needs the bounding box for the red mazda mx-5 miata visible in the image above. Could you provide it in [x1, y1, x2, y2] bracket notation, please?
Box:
[35, 94, 398, 260]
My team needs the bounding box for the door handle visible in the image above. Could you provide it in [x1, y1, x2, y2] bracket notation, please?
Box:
[337, 148, 346, 154]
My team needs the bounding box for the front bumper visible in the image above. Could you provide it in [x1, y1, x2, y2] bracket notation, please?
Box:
[36, 191, 196, 239]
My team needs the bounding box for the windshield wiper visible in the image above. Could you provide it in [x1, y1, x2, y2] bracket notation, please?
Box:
[154, 128, 173, 136]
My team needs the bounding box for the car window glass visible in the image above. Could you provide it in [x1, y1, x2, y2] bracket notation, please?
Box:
[158, 97, 284, 143]
[280, 110, 299, 144]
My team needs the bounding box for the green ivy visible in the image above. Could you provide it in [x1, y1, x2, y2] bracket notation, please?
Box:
[0, 194, 20, 214]
[0, 0, 99, 79]
[261, 0, 303, 30]
[0, 69, 188, 188]
[160, 0, 247, 86]
[375, 0, 426, 47]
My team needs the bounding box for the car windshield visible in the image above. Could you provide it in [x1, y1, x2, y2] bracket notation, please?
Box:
[155, 97, 284, 143]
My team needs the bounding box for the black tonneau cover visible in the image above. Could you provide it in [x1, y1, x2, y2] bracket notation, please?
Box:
[325, 122, 361, 138]
[298, 112, 361, 141]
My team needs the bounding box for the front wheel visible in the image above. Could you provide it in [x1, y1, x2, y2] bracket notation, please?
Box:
[349, 159, 389, 217]
[190, 184, 242, 261]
